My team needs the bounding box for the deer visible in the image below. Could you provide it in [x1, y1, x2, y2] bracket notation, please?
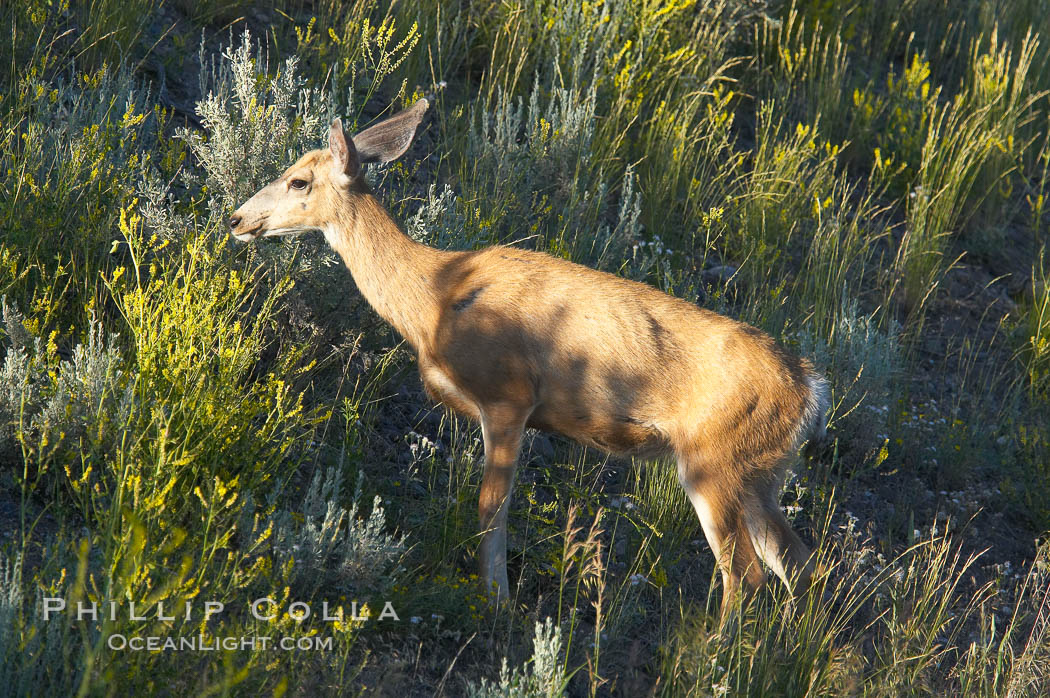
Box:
[229, 98, 830, 621]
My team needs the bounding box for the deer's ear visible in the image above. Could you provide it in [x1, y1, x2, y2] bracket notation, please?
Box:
[352, 98, 429, 165]
[329, 118, 360, 177]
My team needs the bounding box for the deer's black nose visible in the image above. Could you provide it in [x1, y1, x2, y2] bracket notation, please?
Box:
[229, 215, 242, 230]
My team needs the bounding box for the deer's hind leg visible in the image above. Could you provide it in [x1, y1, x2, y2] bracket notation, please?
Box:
[677, 453, 767, 621]
[744, 471, 815, 597]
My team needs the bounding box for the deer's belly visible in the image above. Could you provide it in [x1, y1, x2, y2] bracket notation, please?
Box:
[527, 408, 668, 458]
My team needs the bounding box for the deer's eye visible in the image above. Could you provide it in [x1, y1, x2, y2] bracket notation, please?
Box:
[289, 178, 309, 190]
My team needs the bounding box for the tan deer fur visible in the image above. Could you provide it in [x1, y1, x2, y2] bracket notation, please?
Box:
[230, 99, 830, 619]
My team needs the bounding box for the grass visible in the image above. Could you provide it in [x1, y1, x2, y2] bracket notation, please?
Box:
[1, 0, 1049, 695]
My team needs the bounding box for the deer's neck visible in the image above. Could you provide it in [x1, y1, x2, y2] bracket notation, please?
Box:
[324, 193, 444, 351]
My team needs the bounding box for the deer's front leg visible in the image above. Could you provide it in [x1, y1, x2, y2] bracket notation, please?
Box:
[477, 404, 528, 601]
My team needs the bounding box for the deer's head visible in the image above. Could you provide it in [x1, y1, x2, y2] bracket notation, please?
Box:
[230, 98, 429, 242]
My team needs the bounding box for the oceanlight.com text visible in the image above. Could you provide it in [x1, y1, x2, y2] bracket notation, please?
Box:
[106, 634, 333, 652]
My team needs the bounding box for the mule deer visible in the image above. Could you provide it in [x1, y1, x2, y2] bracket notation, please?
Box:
[230, 99, 829, 619]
